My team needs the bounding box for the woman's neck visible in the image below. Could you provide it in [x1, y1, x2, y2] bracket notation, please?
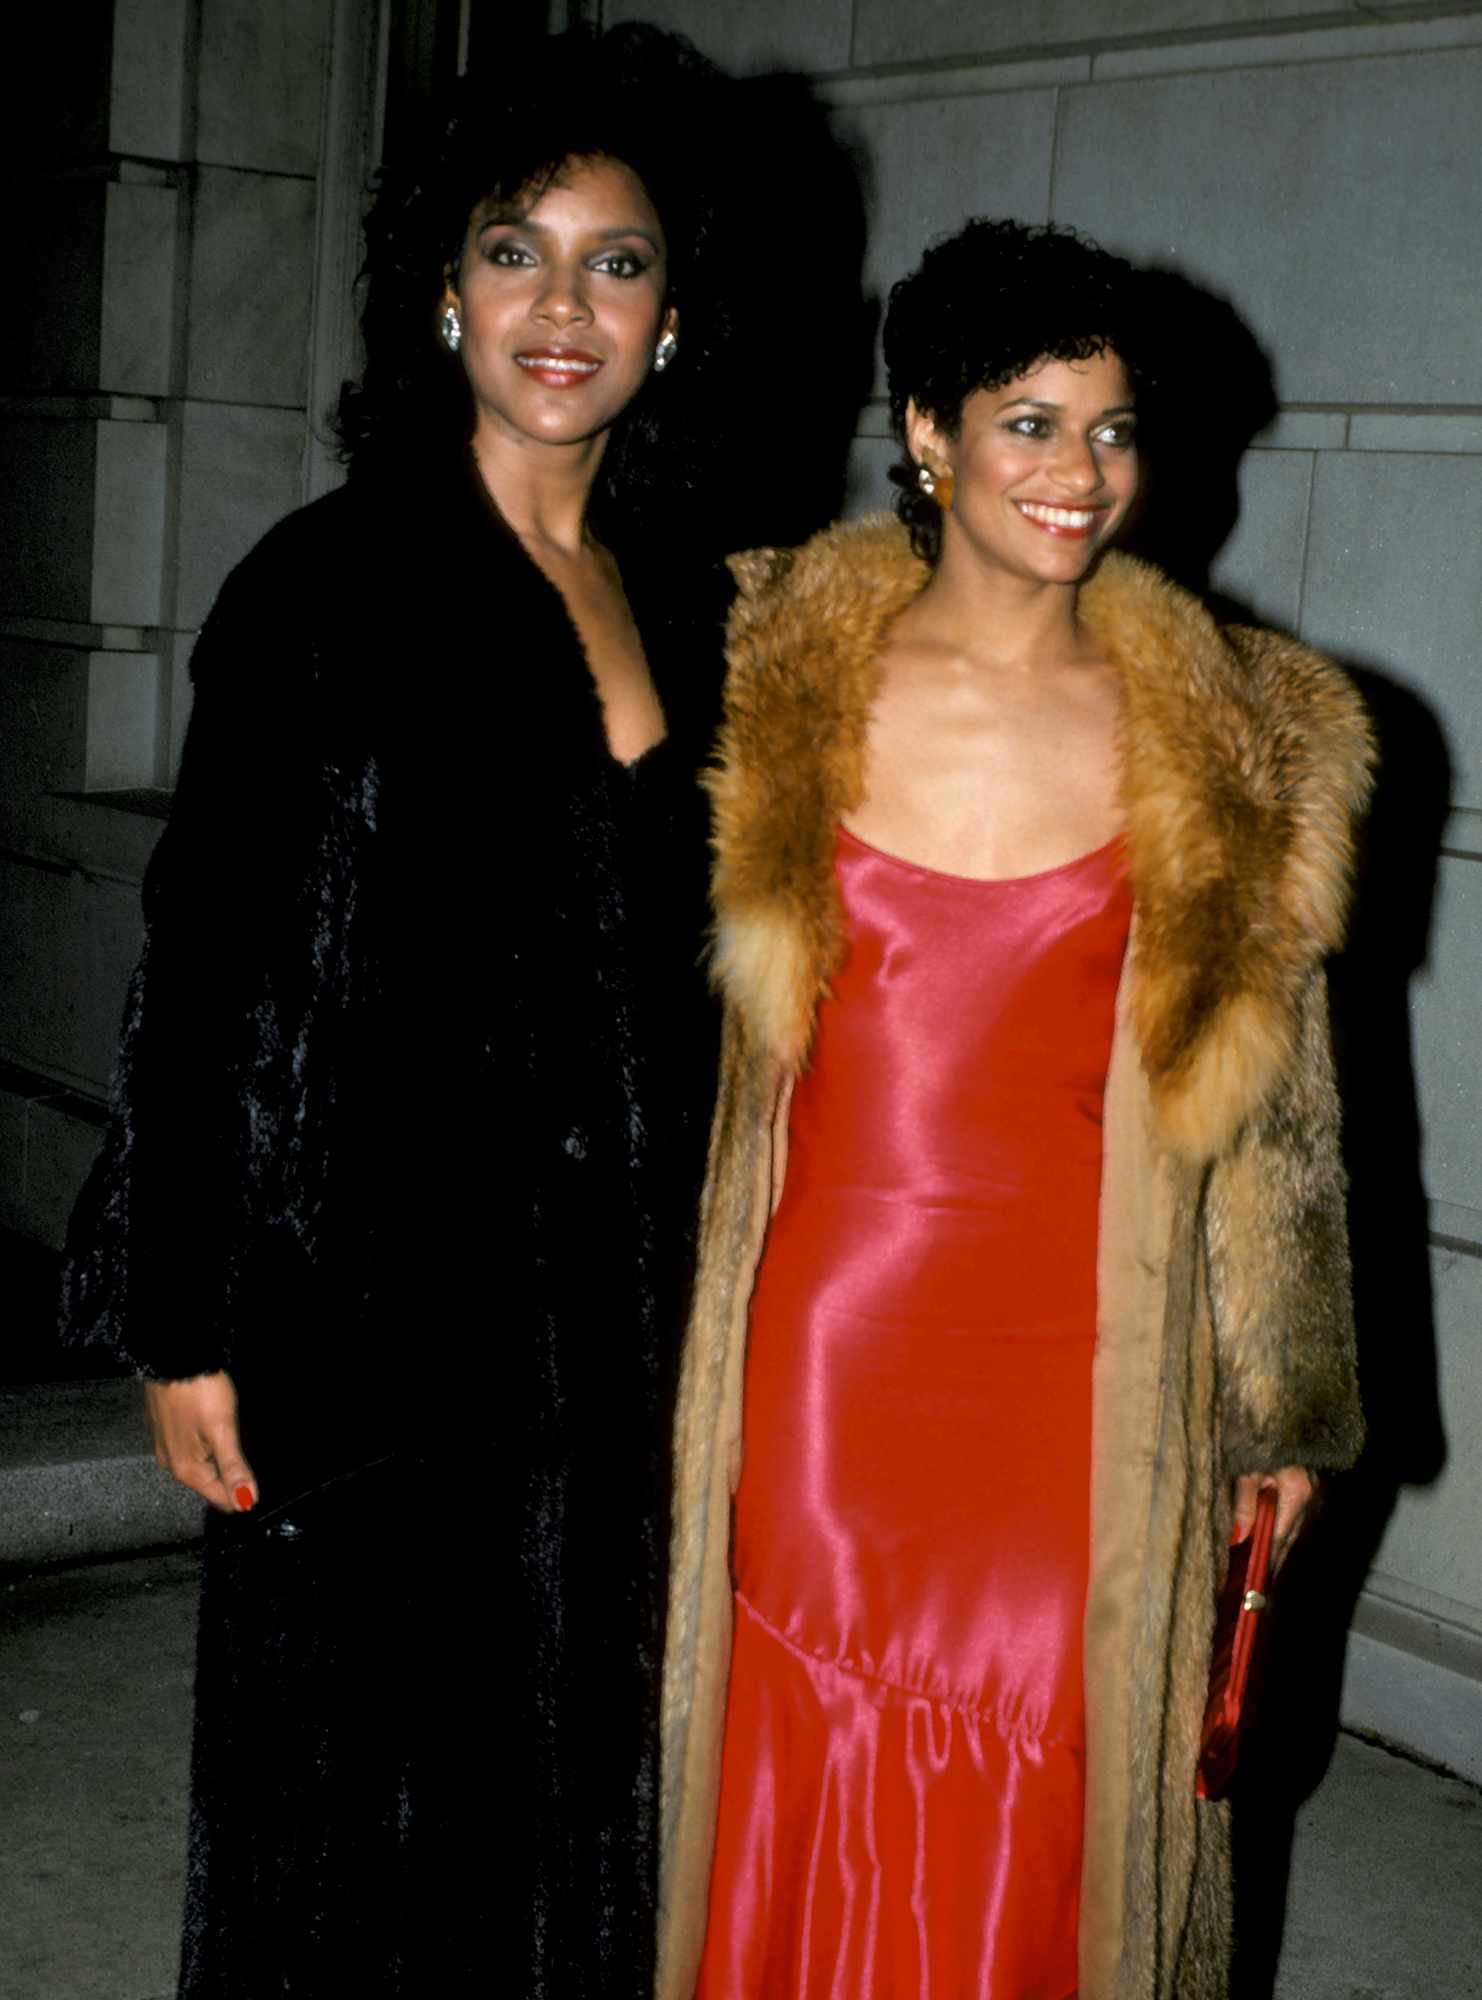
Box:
[471, 425, 608, 559]
[911, 535, 1093, 671]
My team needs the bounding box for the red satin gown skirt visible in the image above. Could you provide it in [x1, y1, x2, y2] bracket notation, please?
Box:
[697, 827, 1132, 2000]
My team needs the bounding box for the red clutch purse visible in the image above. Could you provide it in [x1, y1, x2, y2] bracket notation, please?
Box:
[1196, 1485, 1278, 1801]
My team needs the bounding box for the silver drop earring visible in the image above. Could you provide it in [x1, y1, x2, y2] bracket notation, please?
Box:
[917, 463, 936, 497]
[653, 330, 678, 372]
[440, 303, 462, 354]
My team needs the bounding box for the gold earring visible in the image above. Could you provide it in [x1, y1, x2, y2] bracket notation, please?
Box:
[917, 460, 953, 512]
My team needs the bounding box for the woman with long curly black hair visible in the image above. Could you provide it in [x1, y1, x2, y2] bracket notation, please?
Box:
[63, 24, 747, 1996]
[660, 220, 1370, 2000]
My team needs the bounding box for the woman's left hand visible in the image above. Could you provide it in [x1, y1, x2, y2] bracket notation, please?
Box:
[1232, 1466, 1317, 1575]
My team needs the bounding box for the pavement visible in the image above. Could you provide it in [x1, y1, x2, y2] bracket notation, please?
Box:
[3, 1529, 1480, 1999]
[2, 1548, 196, 2000]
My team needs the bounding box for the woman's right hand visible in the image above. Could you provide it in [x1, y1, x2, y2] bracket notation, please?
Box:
[144, 1371, 257, 1514]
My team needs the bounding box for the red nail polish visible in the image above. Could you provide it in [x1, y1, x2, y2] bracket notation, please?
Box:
[1230, 1518, 1250, 1546]
[234, 1485, 255, 1512]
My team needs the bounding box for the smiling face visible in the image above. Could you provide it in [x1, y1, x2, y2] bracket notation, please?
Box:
[443, 154, 676, 459]
[910, 349, 1138, 587]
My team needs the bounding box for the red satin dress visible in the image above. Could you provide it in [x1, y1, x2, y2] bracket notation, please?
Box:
[697, 825, 1132, 2000]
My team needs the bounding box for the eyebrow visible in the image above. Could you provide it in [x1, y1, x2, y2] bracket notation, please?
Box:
[996, 395, 1136, 417]
[475, 212, 662, 251]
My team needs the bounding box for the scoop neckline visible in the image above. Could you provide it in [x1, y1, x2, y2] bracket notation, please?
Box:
[836, 822, 1125, 887]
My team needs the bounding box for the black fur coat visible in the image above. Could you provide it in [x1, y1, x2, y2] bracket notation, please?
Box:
[63, 451, 727, 1996]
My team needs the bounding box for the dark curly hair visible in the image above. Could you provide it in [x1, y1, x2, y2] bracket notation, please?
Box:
[883, 218, 1151, 561]
[335, 24, 738, 533]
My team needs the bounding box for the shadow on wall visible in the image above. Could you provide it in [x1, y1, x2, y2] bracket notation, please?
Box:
[1121, 266, 1453, 1999]
[1120, 266, 1279, 608]
[707, 70, 876, 555]
[1233, 669, 1451, 2000]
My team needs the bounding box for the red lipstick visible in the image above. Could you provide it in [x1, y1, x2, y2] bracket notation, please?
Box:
[514, 345, 603, 389]
[1013, 499, 1108, 540]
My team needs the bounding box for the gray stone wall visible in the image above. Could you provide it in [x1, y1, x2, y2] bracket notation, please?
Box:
[1, 0, 376, 1243]
[620, 0, 1482, 1775]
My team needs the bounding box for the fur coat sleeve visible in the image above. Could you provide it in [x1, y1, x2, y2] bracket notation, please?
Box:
[62, 506, 375, 1383]
[1204, 966, 1362, 1473]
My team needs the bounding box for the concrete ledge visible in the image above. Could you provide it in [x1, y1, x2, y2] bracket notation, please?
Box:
[0, 1379, 202, 1569]
[1342, 1624, 1482, 1787]
[0, 1067, 108, 1253]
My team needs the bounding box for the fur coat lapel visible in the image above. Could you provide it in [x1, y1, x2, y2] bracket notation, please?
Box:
[708, 514, 1372, 1158]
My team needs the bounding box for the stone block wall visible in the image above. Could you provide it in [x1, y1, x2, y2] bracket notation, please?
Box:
[1, 0, 377, 1242]
[620, 0, 1482, 1776]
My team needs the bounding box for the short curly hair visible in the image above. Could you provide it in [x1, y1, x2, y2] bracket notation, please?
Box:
[883, 218, 1150, 561]
[335, 24, 738, 533]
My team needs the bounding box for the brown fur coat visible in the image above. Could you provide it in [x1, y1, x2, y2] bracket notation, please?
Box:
[658, 515, 1372, 2000]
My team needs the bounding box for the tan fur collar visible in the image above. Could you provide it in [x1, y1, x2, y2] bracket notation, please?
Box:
[709, 515, 1373, 1160]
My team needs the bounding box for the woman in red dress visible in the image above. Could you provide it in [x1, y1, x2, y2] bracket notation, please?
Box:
[658, 221, 1371, 2000]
